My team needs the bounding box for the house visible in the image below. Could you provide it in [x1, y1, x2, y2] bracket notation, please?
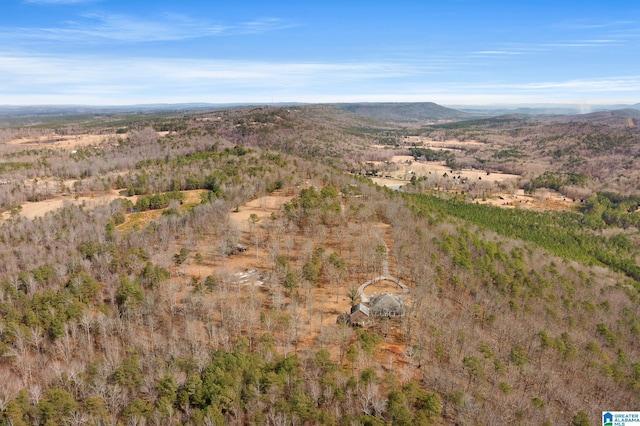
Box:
[348, 303, 370, 327]
[343, 292, 406, 328]
[369, 293, 405, 317]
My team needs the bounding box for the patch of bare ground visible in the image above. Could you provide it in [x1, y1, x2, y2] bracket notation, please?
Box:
[369, 156, 519, 189]
[402, 136, 488, 149]
[6, 133, 121, 150]
[229, 193, 294, 231]
[0, 188, 208, 223]
[363, 279, 405, 296]
[391, 155, 519, 183]
[369, 155, 578, 213]
[476, 188, 578, 212]
[1, 189, 137, 221]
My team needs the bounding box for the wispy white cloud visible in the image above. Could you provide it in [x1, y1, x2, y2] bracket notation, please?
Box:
[0, 52, 428, 104]
[10, 13, 222, 42]
[515, 76, 640, 92]
[471, 50, 524, 56]
[548, 19, 638, 48]
[475, 37, 624, 56]
[467, 38, 623, 63]
[1, 13, 294, 44]
[554, 19, 637, 31]
[543, 39, 623, 48]
[0, 53, 420, 83]
[406, 76, 640, 96]
[0, 51, 638, 105]
[232, 18, 299, 35]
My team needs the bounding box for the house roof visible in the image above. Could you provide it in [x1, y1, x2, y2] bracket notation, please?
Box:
[350, 303, 370, 316]
[369, 293, 404, 315]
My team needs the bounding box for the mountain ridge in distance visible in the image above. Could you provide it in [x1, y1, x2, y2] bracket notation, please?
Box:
[450, 102, 640, 116]
[336, 102, 476, 122]
[1, 101, 638, 124]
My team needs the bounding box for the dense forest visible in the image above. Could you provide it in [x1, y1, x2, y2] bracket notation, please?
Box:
[0, 104, 639, 425]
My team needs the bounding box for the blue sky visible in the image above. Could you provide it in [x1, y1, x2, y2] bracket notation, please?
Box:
[1, 0, 639, 105]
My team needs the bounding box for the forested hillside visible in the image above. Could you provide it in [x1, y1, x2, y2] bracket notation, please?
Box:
[422, 111, 640, 195]
[0, 105, 639, 425]
[338, 103, 475, 123]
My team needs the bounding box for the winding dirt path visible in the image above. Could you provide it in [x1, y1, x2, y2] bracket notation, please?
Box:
[356, 240, 408, 303]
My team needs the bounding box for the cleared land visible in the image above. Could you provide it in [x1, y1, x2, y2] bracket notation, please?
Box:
[1, 193, 129, 221]
[374, 155, 519, 184]
[7, 133, 121, 149]
[229, 194, 294, 231]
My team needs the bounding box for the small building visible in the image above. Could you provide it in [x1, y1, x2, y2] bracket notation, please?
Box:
[349, 303, 370, 327]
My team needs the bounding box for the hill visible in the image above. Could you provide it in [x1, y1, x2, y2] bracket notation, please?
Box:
[421, 109, 640, 195]
[452, 103, 640, 116]
[0, 103, 301, 127]
[337, 101, 476, 123]
[537, 108, 640, 126]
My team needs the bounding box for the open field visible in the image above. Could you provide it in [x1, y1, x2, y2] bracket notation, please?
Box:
[0, 192, 131, 220]
[229, 194, 294, 231]
[6, 133, 121, 150]
[367, 149, 580, 212]
[384, 155, 519, 182]
[477, 188, 578, 211]
[402, 136, 488, 149]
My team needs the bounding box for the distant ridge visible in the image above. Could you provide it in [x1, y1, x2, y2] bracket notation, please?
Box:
[602, 102, 640, 111]
[1, 102, 636, 126]
[457, 106, 583, 116]
[0, 103, 303, 127]
[0, 102, 302, 117]
[337, 102, 475, 122]
[451, 103, 640, 116]
[542, 108, 640, 126]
